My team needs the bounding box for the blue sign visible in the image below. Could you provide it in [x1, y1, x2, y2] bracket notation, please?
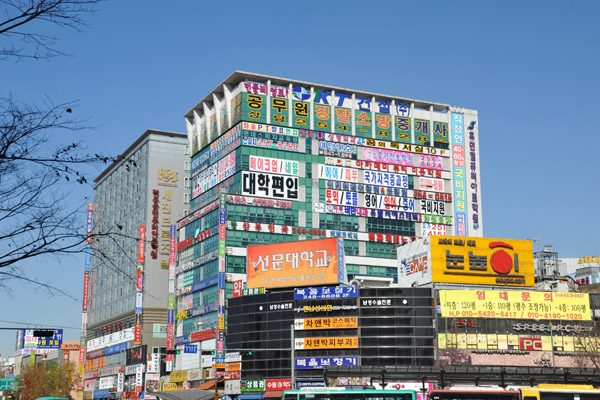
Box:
[167, 309, 174, 324]
[36, 329, 63, 349]
[219, 271, 226, 289]
[105, 342, 128, 355]
[93, 389, 110, 399]
[294, 286, 357, 300]
[184, 344, 197, 354]
[294, 357, 358, 369]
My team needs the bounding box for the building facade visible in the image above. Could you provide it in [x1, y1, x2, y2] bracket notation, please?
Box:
[84, 130, 189, 399]
[173, 72, 482, 385]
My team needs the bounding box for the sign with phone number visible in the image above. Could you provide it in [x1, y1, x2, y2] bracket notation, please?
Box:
[439, 290, 591, 320]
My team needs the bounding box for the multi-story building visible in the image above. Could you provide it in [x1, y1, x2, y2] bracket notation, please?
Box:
[84, 130, 189, 399]
[173, 72, 482, 385]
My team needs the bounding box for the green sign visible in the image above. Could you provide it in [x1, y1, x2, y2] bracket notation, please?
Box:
[394, 116, 411, 144]
[242, 93, 267, 124]
[0, 378, 19, 390]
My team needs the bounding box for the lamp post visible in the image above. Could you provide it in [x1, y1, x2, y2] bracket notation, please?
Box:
[290, 324, 295, 390]
[198, 321, 219, 400]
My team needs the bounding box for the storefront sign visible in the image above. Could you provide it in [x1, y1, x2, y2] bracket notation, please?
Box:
[294, 357, 358, 369]
[294, 286, 357, 300]
[294, 317, 357, 330]
[294, 337, 358, 350]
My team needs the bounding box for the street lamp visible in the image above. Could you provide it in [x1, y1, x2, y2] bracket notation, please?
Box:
[198, 321, 220, 400]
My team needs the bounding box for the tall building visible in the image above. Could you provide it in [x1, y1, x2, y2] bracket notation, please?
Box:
[172, 72, 483, 385]
[84, 130, 189, 399]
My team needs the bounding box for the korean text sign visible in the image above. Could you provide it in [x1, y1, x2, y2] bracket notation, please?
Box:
[430, 236, 534, 286]
[439, 290, 590, 321]
[246, 238, 346, 289]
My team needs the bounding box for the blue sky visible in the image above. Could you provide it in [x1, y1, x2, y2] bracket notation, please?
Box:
[1, 1, 599, 357]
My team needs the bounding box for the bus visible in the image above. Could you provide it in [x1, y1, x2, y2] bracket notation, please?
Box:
[520, 384, 600, 400]
[282, 388, 417, 400]
[427, 389, 519, 400]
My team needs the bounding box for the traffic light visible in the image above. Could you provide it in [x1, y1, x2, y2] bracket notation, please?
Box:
[165, 349, 180, 355]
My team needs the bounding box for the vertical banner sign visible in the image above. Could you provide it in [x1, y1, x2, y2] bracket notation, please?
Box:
[82, 272, 90, 311]
[138, 225, 146, 264]
[167, 224, 176, 351]
[451, 113, 467, 237]
[134, 324, 142, 345]
[395, 115, 411, 144]
[80, 202, 93, 377]
[217, 192, 227, 357]
[86, 203, 93, 244]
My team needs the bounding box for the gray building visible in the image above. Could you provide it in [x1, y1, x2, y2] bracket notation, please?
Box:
[84, 130, 189, 398]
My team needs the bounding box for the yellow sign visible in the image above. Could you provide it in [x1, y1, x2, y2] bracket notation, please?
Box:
[578, 256, 600, 264]
[162, 382, 178, 391]
[431, 236, 534, 286]
[439, 290, 591, 320]
[295, 337, 358, 350]
[295, 317, 357, 330]
[169, 370, 188, 383]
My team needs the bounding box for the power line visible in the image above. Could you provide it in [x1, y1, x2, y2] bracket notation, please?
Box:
[0, 319, 80, 330]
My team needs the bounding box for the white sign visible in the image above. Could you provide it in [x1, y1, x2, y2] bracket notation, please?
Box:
[225, 352, 241, 363]
[135, 364, 143, 388]
[397, 236, 432, 287]
[242, 172, 299, 200]
[98, 376, 114, 390]
[419, 177, 445, 192]
[250, 155, 299, 176]
[225, 380, 241, 394]
[147, 353, 160, 373]
[117, 373, 124, 393]
[325, 189, 415, 212]
[87, 328, 135, 351]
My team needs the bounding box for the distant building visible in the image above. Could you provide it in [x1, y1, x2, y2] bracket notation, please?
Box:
[84, 130, 189, 399]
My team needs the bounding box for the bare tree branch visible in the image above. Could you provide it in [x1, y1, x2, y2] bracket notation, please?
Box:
[0, 0, 103, 60]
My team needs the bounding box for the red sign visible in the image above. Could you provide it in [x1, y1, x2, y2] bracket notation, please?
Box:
[136, 266, 143, 291]
[266, 379, 292, 390]
[233, 280, 243, 298]
[79, 347, 86, 366]
[138, 226, 145, 264]
[519, 337, 542, 351]
[225, 371, 241, 380]
[134, 324, 142, 345]
[166, 354, 172, 362]
[167, 323, 174, 349]
[82, 272, 90, 311]
[190, 329, 216, 343]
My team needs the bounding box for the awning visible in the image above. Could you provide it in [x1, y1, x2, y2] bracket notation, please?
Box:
[237, 395, 264, 400]
[197, 379, 225, 390]
[146, 389, 214, 400]
[263, 391, 285, 398]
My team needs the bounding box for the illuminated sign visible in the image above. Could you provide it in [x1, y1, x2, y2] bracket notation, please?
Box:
[246, 238, 346, 289]
[439, 290, 591, 320]
[294, 337, 358, 350]
[294, 317, 358, 330]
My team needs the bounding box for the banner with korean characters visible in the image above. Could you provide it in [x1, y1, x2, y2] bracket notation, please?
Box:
[294, 317, 358, 330]
[295, 357, 358, 369]
[439, 290, 590, 321]
[241, 379, 265, 392]
[242, 172, 299, 201]
[363, 147, 444, 170]
[249, 155, 299, 176]
[294, 337, 358, 350]
[294, 286, 358, 300]
[242, 92, 267, 124]
[324, 157, 451, 180]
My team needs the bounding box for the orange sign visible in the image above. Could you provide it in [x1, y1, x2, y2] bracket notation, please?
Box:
[294, 317, 357, 330]
[61, 342, 80, 350]
[431, 236, 534, 286]
[294, 337, 358, 349]
[247, 238, 345, 289]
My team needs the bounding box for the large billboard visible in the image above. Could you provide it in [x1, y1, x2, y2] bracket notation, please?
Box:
[397, 236, 534, 287]
[439, 290, 590, 321]
[246, 238, 346, 289]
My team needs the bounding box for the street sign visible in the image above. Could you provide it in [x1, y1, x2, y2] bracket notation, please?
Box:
[0, 378, 19, 390]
